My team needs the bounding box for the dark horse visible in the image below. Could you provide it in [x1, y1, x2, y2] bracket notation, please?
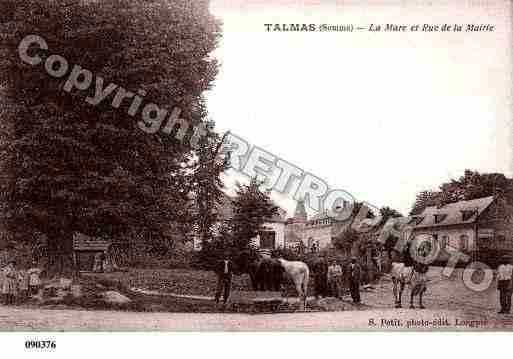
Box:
[248, 256, 284, 291]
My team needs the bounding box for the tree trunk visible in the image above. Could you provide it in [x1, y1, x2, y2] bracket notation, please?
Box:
[44, 230, 77, 279]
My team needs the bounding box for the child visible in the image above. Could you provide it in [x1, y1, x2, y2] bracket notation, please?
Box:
[2, 260, 18, 305]
[18, 269, 29, 301]
[27, 261, 42, 296]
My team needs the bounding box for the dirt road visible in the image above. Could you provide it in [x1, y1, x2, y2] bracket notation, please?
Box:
[0, 305, 511, 331]
[1, 266, 512, 331]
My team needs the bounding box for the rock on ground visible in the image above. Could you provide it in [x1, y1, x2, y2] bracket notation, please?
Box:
[101, 291, 132, 304]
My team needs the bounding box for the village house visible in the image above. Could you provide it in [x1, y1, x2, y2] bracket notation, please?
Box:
[252, 210, 287, 252]
[410, 195, 513, 263]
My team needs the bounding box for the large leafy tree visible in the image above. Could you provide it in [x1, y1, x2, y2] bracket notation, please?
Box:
[198, 178, 279, 272]
[0, 0, 221, 275]
[410, 170, 512, 215]
[191, 127, 230, 248]
[439, 170, 513, 204]
[410, 190, 441, 215]
[228, 178, 279, 253]
[332, 228, 359, 255]
[379, 206, 403, 219]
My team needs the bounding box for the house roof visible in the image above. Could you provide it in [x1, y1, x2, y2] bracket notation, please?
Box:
[73, 232, 111, 252]
[310, 210, 331, 221]
[414, 196, 495, 229]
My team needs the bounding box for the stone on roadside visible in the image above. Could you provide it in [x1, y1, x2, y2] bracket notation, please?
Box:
[70, 285, 82, 298]
[101, 291, 132, 304]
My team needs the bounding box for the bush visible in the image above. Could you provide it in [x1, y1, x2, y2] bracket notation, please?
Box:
[332, 229, 359, 254]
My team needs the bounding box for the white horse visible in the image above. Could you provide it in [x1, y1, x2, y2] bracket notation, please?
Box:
[391, 261, 410, 308]
[277, 258, 310, 310]
[391, 262, 428, 309]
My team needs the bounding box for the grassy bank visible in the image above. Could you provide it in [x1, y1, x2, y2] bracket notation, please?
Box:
[88, 268, 319, 298]
[87, 268, 254, 297]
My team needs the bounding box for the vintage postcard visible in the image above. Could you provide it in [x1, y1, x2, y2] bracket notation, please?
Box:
[0, 0, 512, 341]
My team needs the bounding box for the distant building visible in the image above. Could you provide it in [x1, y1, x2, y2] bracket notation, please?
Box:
[284, 199, 353, 251]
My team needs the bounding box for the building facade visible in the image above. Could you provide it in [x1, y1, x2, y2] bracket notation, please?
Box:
[411, 195, 513, 262]
[193, 192, 513, 263]
[284, 199, 346, 251]
[284, 195, 513, 264]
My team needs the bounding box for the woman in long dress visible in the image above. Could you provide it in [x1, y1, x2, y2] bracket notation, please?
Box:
[2, 260, 19, 305]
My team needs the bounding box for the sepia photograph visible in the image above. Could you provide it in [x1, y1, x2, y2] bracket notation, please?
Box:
[0, 0, 512, 348]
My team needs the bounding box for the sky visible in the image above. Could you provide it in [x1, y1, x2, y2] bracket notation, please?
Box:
[206, 0, 513, 217]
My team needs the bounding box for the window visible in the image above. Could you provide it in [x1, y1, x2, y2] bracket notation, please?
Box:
[459, 234, 469, 251]
[441, 235, 449, 249]
[260, 231, 276, 249]
[461, 210, 477, 221]
[434, 214, 447, 224]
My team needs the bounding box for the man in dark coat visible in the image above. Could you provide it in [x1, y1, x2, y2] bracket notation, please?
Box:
[348, 256, 361, 303]
[214, 251, 234, 305]
[497, 254, 513, 314]
[312, 255, 329, 299]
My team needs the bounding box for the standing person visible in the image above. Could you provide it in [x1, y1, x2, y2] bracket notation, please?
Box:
[2, 260, 19, 305]
[312, 254, 328, 299]
[214, 251, 234, 306]
[327, 259, 343, 298]
[93, 252, 103, 273]
[27, 261, 42, 296]
[372, 247, 382, 274]
[18, 269, 29, 301]
[497, 255, 513, 314]
[348, 256, 361, 304]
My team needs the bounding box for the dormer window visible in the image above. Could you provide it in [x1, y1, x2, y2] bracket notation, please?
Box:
[461, 209, 477, 221]
[434, 214, 447, 224]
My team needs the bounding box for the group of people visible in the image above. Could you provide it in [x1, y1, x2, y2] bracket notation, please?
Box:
[313, 256, 362, 304]
[1, 260, 42, 305]
[213, 252, 365, 306]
